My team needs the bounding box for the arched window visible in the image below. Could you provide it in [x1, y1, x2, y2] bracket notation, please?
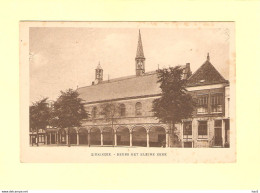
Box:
[92, 106, 97, 119]
[135, 102, 142, 116]
[119, 104, 126, 117]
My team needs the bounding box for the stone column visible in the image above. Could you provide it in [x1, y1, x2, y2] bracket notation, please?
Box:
[77, 131, 79, 145]
[56, 132, 59, 144]
[45, 134, 47, 145]
[49, 133, 52, 145]
[180, 122, 183, 148]
[66, 132, 69, 145]
[54, 132, 57, 144]
[146, 130, 150, 148]
[88, 131, 91, 147]
[30, 135, 32, 145]
[130, 131, 133, 147]
[101, 131, 103, 146]
[114, 131, 117, 146]
[166, 130, 169, 148]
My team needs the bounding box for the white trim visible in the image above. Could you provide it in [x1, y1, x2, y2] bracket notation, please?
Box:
[197, 138, 208, 141]
[186, 83, 225, 91]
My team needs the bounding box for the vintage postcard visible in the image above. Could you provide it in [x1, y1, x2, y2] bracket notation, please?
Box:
[20, 21, 236, 163]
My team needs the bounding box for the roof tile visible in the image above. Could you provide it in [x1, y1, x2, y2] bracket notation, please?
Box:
[186, 60, 228, 87]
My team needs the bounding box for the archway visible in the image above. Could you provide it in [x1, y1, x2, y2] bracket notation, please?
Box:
[58, 128, 67, 145]
[149, 126, 166, 147]
[116, 127, 130, 146]
[132, 126, 147, 147]
[102, 127, 113, 145]
[78, 128, 88, 145]
[69, 128, 77, 145]
[90, 127, 101, 146]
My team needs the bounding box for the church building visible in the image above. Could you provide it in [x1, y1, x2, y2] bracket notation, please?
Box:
[31, 30, 230, 148]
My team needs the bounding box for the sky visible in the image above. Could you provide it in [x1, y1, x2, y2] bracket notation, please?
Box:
[29, 24, 231, 103]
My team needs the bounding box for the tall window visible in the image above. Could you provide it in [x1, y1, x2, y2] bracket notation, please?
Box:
[211, 93, 223, 113]
[119, 104, 126, 117]
[197, 95, 208, 114]
[92, 106, 97, 119]
[38, 134, 45, 143]
[198, 121, 208, 139]
[61, 129, 66, 143]
[183, 121, 192, 139]
[135, 102, 142, 116]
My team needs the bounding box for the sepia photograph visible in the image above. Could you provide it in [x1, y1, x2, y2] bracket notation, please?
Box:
[1, 0, 259, 191]
[20, 21, 236, 162]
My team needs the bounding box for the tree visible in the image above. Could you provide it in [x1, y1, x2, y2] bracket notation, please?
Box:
[53, 89, 88, 147]
[30, 98, 51, 146]
[99, 102, 120, 146]
[152, 66, 196, 147]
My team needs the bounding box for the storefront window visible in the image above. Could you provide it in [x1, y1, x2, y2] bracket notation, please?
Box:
[198, 121, 208, 139]
[183, 121, 192, 139]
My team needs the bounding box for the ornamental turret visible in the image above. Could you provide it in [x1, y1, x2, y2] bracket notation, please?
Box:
[95, 62, 103, 84]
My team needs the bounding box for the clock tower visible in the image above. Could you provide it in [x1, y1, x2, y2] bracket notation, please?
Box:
[135, 30, 145, 76]
[95, 62, 103, 84]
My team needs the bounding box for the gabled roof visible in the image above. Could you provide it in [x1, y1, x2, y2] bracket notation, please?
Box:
[186, 59, 228, 87]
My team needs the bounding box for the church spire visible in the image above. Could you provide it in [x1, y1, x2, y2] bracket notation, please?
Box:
[97, 61, 102, 69]
[135, 30, 145, 76]
[136, 29, 145, 58]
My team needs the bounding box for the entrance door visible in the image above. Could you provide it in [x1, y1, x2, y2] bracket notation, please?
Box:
[214, 128, 222, 146]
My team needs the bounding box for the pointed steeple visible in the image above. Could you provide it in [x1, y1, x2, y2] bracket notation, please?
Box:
[135, 30, 145, 76]
[136, 29, 145, 59]
[96, 61, 102, 69]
